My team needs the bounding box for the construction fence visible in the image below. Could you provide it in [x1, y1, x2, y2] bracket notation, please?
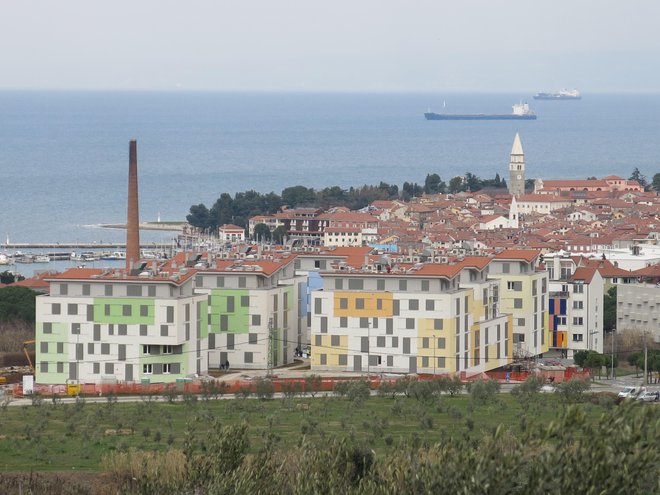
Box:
[9, 368, 589, 398]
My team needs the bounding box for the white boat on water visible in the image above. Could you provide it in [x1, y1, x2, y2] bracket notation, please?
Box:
[101, 251, 126, 261]
[33, 255, 50, 263]
[0, 254, 10, 265]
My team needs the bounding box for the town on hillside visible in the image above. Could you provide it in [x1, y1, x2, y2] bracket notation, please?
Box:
[4, 134, 660, 391]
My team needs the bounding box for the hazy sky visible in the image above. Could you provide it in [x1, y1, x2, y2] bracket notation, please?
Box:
[2, 0, 659, 92]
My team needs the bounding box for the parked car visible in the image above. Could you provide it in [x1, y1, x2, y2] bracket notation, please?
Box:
[636, 390, 660, 402]
[617, 387, 638, 399]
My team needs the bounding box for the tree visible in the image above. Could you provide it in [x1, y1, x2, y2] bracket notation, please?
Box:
[448, 176, 464, 194]
[629, 167, 648, 189]
[281, 185, 316, 207]
[272, 226, 287, 244]
[463, 172, 481, 192]
[603, 285, 617, 332]
[0, 286, 37, 323]
[252, 223, 272, 242]
[652, 173, 660, 193]
[424, 174, 445, 194]
[0, 271, 25, 285]
[186, 203, 211, 230]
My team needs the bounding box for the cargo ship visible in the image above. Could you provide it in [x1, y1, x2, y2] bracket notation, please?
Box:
[424, 102, 536, 121]
[533, 89, 581, 100]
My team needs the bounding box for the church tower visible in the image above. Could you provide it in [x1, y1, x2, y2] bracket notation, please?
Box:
[508, 132, 525, 197]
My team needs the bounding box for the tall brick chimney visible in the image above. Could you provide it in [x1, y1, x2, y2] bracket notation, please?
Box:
[126, 139, 140, 270]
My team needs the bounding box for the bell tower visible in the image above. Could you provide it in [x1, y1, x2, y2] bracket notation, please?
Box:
[508, 132, 525, 197]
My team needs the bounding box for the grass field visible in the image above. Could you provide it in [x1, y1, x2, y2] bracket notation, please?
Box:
[0, 389, 619, 473]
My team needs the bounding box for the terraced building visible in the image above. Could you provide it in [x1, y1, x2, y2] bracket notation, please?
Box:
[310, 257, 513, 375]
[35, 265, 207, 385]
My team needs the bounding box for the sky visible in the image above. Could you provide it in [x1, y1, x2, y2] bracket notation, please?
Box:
[2, 0, 659, 93]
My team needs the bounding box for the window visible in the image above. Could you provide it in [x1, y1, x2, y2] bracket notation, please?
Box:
[122, 305, 132, 316]
[359, 317, 369, 328]
[386, 319, 393, 335]
[572, 333, 584, 342]
[348, 279, 364, 290]
[43, 322, 52, 334]
[143, 364, 153, 374]
[148, 285, 156, 296]
[163, 345, 173, 354]
[438, 337, 446, 349]
[377, 279, 385, 291]
[108, 324, 114, 335]
[320, 354, 327, 365]
[434, 319, 443, 330]
[507, 281, 515, 290]
[127, 285, 141, 297]
[93, 362, 100, 374]
[139, 305, 149, 317]
[573, 284, 584, 293]
[59, 283, 68, 295]
[101, 343, 110, 354]
[513, 298, 523, 309]
[399, 280, 407, 291]
[573, 301, 584, 310]
[573, 317, 584, 326]
[557, 316, 567, 325]
[241, 295, 250, 307]
[340, 317, 348, 328]
[244, 352, 254, 363]
[40, 362, 48, 373]
[82, 284, 90, 296]
[339, 298, 348, 309]
[422, 356, 429, 368]
[166, 306, 174, 322]
[338, 354, 348, 366]
[422, 337, 429, 349]
[67, 303, 78, 315]
[105, 284, 113, 296]
[104, 304, 111, 316]
[118, 324, 127, 336]
[87, 343, 94, 355]
[406, 318, 415, 329]
[40, 342, 48, 353]
[409, 299, 419, 311]
[314, 298, 322, 315]
[163, 363, 172, 374]
[502, 263, 510, 274]
[377, 299, 383, 310]
[335, 279, 343, 289]
[421, 280, 430, 291]
[52, 303, 61, 315]
[513, 333, 525, 343]
[437, 357, 446, 368]
[517, 318, 526, 326]
[216, 276, 225, 287]
[426, 300, 435, 311]
[377, 336, 385, 347]
[252, 314, 261, 326]
[330, 335, 340, 346]
[161, 325, 169, 336]
[355, 298, 365, 309]
[143, 345, 152, 355]
[140, 324, 148, 336]
[71, 323, 81, 334]
[238, 276, 246, 288]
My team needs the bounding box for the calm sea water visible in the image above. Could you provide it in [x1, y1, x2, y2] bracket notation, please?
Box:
[1, 91, 659, 252]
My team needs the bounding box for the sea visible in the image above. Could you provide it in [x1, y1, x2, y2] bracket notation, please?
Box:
[1, 91, 659, 277]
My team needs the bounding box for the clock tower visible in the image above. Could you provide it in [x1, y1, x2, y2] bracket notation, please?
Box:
[508, 132, 525, 197]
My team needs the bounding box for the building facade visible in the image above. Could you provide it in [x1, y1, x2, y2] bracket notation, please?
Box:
[35, 267, 207, 385]
[310, 259, 512, 375]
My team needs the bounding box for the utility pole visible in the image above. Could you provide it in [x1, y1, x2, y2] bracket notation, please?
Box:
[367, 319, 370, 379]
[433, 334, 436, 376]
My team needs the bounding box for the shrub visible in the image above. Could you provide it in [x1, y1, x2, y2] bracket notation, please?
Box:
[254, 377, 275, 400]
[556, 377, 591, 404]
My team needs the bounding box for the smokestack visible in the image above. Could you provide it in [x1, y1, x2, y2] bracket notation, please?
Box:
[126, 139, 140, 270]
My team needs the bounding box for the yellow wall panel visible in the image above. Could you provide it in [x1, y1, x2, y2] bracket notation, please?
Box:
[333, 291, 393, 317]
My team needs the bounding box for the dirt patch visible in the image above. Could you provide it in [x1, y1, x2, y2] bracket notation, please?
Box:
[0, 471, 118, 495]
